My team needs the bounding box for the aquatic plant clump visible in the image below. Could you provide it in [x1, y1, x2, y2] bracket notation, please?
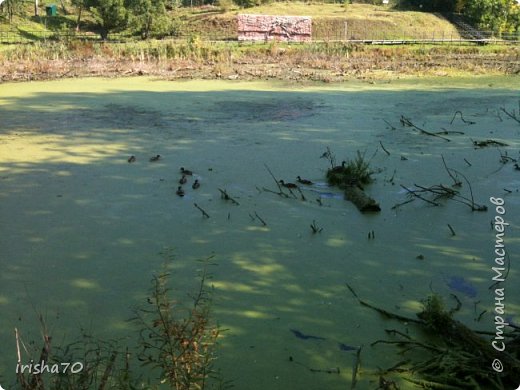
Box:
[347, 285, 520, 389]
[325, 150, 381, 212]
[378, 294, 520, 389]
[326, 151, 374, 188]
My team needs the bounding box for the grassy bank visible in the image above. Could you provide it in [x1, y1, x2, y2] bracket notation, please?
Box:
[171, 3, 463, 41]
[1, 39, 519, 82]
[1, 2, 462, 42]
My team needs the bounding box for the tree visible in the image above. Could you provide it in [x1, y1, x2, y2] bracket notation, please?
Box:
[396, 0, 458, 12]
[463, 0, 519, 33]
[2, 0, 24, 23]
[129, 0, 172, 39]
[71, 0, 94, 31]
[90, 0, 128, 39]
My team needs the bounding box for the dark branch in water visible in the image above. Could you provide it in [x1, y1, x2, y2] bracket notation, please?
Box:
[401, 185, 440, 206]
[310, 220, 323, 234]
[263, 164, 293, 198]
[346, 283, 421, 324]
[500, 105, 520, 124]
[194, 203, 210, 218]
[264, 164, 284, 192]
[379, 141, 391, 156]
[447, 224, 456, 236]
[472, 139, 509, 148]
[382, 119, 396, 130]
[437, 127, 465, 135]
[400, 115, 451, 141]
[399, 158, 487, 211]
[351, 345, 362, 389]
[320, 146, 336, 169]
[498, 150, 517, 164]
[262, 187, 284, 196]
[443, 168, 487, 211]
[441, 155, 461, 187]
[254, 211, 267, 226]
[218, 188, 240, 205]
[391, 198, 415, 210]
[288, 356, 340, 375]
[296, 186, 306, 201]
[450, 110, 476, 125]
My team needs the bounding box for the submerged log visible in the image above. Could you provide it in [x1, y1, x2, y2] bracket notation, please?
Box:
[348, 287, 520, 389]
[344, 185, 381, 213]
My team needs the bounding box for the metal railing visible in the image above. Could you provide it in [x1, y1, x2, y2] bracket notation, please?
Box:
[1, 28, 518, 45]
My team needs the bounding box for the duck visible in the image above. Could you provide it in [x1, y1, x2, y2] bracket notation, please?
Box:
[279, 180, 298, 189]
[150, 155, 161, 162]
[180, 167, 193, 175]
[192, 179, 200, 189]
[176, 186, 185, 197]
[297, 176, 313, 185]
[179, 175, 187, 185]
[127, 155, 136, 163]
[331, 161, 347, 173]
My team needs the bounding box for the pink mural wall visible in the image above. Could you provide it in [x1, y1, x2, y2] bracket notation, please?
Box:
[237, 14, 312, 42]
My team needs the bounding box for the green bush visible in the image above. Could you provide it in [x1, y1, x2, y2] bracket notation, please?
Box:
[216, 0, 234, 11]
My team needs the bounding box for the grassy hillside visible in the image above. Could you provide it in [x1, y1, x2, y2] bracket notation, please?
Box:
[184, 3, 462, 41]
[1, 2, 462, 41]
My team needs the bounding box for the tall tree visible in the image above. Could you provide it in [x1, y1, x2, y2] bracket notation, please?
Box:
[397, 0, 457, 12]
[72, 0, 94, 31]
[2, 0, 23, 22]
[129, 0, 170, 39]
[90, 0, 128, 39]
[463, 0, 519, 32]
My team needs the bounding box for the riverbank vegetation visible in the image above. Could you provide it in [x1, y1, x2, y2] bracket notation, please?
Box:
[2, 0, 518, 83]
[1, 39, 518, 82]
[14, 256, 224, 390]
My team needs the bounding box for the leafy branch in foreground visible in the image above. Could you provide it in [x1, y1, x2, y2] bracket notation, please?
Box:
[13, 251, 225, 390]
[15, 320, 139, 390]
[133, 257, 224, 390]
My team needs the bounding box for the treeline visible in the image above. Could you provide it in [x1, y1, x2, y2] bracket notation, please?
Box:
[0, 0, 189, 39]
[1, 0, 519, 39]
[397, 0, 520, 33]
[72, 0, 179, 39]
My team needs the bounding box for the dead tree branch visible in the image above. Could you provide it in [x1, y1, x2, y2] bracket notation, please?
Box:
[194, 203, 210, 218]
[218, 188, 240, 205]
[400, 116, 451, 142]
[500, 105, 520, 124]
[450, 111, 476, 125]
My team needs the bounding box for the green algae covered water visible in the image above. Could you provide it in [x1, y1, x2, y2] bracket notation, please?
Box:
[1, 76, 519, 389]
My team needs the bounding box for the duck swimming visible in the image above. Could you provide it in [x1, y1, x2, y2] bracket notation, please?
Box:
[176, 186, 185, 197]
[127, 155, 136, 163]
[297, 176, 313, 185]
[179, 175, 187, 185]
[279, 180, 298, 189]
[331, 161, 347, 173]
[192, 179, 200, 189]
[180, 167, 193, 175]
[150, 155, 161, 162]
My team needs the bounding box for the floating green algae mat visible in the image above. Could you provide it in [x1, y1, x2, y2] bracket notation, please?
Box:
[0, 76, 519, 389]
